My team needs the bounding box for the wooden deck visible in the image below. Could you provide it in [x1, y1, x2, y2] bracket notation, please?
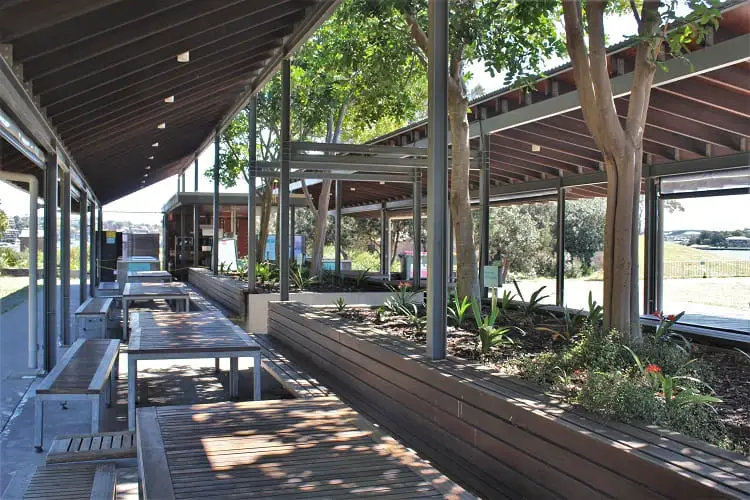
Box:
[46, 431, 136, 464]
[269, 302, 750, 500]
[137, 398, 472, 499]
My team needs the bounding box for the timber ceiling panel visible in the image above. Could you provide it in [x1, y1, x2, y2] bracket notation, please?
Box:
[0, 0, 338, 203]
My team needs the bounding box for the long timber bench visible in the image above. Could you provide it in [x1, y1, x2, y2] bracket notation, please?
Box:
[269, 302, 750, 500]
[34, 339, 120, 452]
[46, 430, 136, 464]
[3, 463, 116, 500]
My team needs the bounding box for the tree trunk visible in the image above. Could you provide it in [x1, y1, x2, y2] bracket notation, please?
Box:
[310, 179, 333, 276]
[256, 185, 273, 263]
[448, 88, 478, 300]
[602, 145, 642, 343]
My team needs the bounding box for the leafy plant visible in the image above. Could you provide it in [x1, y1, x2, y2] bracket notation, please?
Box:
[512, 280, 549, 322]
[539, 306, 582, 342]
[375, 306, 386, 324]
[219, 262, 226, 275]
[255, 261, 278, 285]
[499, 289, 515, 318]
[398, 303, 426, 333]
[334, 297, 347, 313]
[625, 347, 721, 411]
[383, 281, 420, 314]
[236, 259, 248, 277]
[448, 295, 472, 328]
[471, 293, 514, 354]
[587, 292, 603, 326]
[290, 265, 317, 291]
[355, 268, 370, 289]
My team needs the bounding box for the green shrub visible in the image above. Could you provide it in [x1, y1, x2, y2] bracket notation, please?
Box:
[578, 371, 664, 423]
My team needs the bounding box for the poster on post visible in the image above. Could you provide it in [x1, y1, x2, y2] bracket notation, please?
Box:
[218, 238, 238, 271]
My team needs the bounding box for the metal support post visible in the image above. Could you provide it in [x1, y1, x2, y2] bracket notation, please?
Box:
[335, 180, 342, 277]
[193, 205, 200, 267]
[43, 153, 58, 371]
[279, 59, 291, 300]
[380, 203, 389, 276]
[212, 134, 220, 274]
[479, 136, 490, 296]
[556, 188, 566, 306]
[162, 213, 168, 271]
[179, 206, 186, 271]
[79, 195, 88, 305]
[426, 0, 448, 360]
[290, 207, 296, 261]
[60, 168, 71, 345]
[644, 178, 663, 314]
[89, 202, 95, 296]
[96, 205, 102, 286]
[412, 171, 422, 287]
[247, 97, 257, 287]
[194, 157, 199, 192]
[448, 208, 454, 284]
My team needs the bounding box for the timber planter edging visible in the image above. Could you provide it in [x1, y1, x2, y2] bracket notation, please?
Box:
[268, 302, 750, 500]
[188, 268, 247, 317]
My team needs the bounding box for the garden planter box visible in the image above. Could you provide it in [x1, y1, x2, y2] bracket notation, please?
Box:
[248, 291, 418, 333]
[268, 302, 749, 500]
[188, 267, 247, 317]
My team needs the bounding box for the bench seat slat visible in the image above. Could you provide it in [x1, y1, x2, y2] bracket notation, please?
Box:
[37, 340, 119, 395]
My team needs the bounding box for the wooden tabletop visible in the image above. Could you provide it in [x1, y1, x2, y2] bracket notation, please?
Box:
[137, 398, 472, 500]
[123, 282, 188, 298]
[127, 270, 172, 278]
[128, 311, 259, 355]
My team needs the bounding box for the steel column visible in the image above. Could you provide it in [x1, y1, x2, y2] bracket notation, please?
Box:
[43, 153, 58, 371]
[279, 59, 291, 300]
[96, 205, 102, 286]
[162, 213, 168, 271]
[89, 202, 95, 296]
[247, 97, 257, 287]
[290, 207, 296, 261]
[556, 188, 566, 306]
[412, 171, 422, 287]
[179, 206, 186, 272]
[79, 194, 88, 305]
[380, 203, 388, 276]
[60, 168, 71, 345]
[335, 180, 342, 277]
[193, 205, 200, 267]
[194, 158, 199, 191]
[644, 178, 663, 314]
[212, 134, 220, 275]
[426, 0, 448, 360]
[479, 136, 490, 296]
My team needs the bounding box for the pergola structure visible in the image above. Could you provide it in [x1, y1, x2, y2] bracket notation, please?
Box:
[280, 0, 749, 344]
[0, 0, 339, 371]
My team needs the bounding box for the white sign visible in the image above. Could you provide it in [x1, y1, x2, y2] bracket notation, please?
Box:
[218, 238, 238, 271]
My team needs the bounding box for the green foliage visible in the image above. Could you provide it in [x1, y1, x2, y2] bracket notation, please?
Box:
[564, 199, 606, 271]
[383, 281, 420, 314]
[236, 259, 248, 277]
[539, 306, 582, 342]
[255, 261, 278, 285]
[397, 303, 426, 333]
[290, 265, 317, 291]
[0, 206, 7, 238]
[334, 297, 347, 313]
[471, 293, 515, 355]
[499, 289, 515, 319]
[512, 280, 549, 321]
[448, 295, 472, 328]
[355, 268, 370, 289]
[587, 292, 603, 327]
[0, 247, 23, 268]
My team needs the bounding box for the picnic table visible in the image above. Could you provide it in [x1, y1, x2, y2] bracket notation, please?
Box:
[127, 270, 173, 284]
[122, 282, 190, 339]
[126, 311, 261, 431]
[137, 398, 472, 499]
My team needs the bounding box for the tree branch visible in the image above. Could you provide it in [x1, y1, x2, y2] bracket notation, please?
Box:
[629, 0, 641, 24]
[300, 179, 318, 218]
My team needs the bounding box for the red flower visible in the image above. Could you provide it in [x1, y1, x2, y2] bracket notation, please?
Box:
[645, 364, 662, 374]
[666, 314, 676, 321]
[652, 311, 663, 319]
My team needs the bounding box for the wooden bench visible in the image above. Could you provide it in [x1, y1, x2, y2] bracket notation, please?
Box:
[74, 297, 113, 340]
[34, 339, 120, 452]
[253, 333, 331, 399]
[3, 463, 116, 500]
[46, 430, 136, 464]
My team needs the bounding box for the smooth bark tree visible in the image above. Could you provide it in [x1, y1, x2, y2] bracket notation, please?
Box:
[358, 0, 563, 299]
[561, 0, 720, 342]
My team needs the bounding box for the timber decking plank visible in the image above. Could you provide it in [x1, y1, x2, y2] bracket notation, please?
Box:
[270, 303, 750, 500]
[286, 304, 750, 495]
[46, 431, 136, 464]
[2, 463, 114, 500]
[137, 398, 472, 500]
